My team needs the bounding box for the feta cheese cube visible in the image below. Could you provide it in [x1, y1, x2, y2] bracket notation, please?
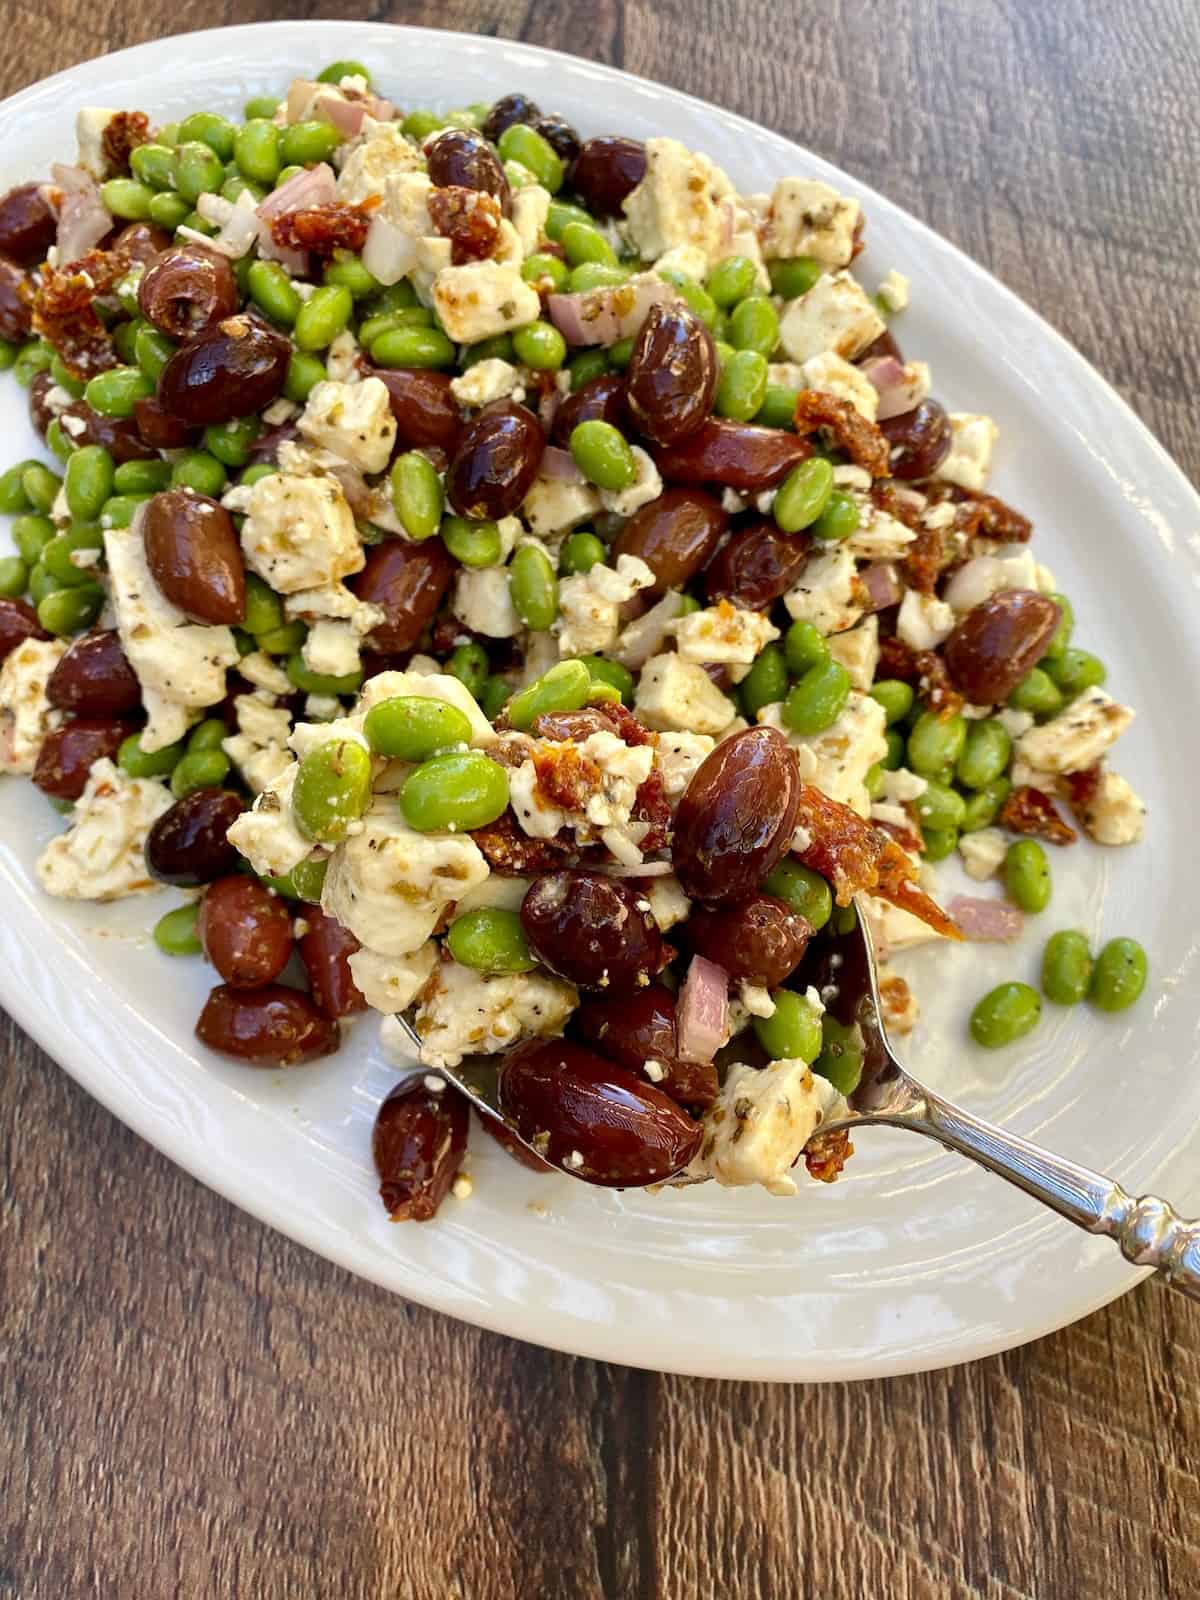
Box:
[935, 413, 999, 493]
[298, 377, 396, 474]
[238, 651, 293, 696]
[240, 472, 363, 595]
[876, 269, 910, 312]
[75, 108, 118, 179]
[599, 446, 662, 517]
[759, 177, 861, 266]
[522, 473, 602, 538]
[654, 731, 715, 797]
[778, 271, 885, 364]
[801, 351, 879, 420]
[1072, 768, 1146, 846]
[556, 554, 655, 657]
[451, 358, 524, 409]
[612, 590, 689, 670]
[645, 874, 691, 932]
[227, 765, 313, 879]
[404, 958, 577, 1068]
[347, 940, 439, 1013]
[634, 653, 738, 736]
[300, 619, 361, 681]
[509, 183, 552, 254]
[673, 600, 780, 668]
[826, 615, 879, 690]
[958, 827, 1008, 881]
[433, 260, 540, 344]
[845, 505, 917, 561]
[37, 759, 171, 900]
[0, 638, 65, 774]
[222, 692, 294, 794]
[1015, 689, 1134, 775]
[336, 122, 425, 204]
[896, 589, 956, 651]
[698, 1055, 848, 1196]
[621, 137, 738, 267]
[783, 545, 864, 635]
[759, 692, 887, 817]
[943, 549, 1039, 613]
[454, 566, 521, 638]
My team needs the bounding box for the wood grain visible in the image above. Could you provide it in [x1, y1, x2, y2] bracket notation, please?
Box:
[2, 3, 1199, 1597]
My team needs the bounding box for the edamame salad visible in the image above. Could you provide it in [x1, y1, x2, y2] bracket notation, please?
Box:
[0, 67, 1148, 1219]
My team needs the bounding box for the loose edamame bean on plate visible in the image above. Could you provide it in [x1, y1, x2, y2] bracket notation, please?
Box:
[1004, 839, 1051, 914]
[363, 695, 473, 761]
[292, 738, 374, 844]
[399, 750, 510, 832]
[1089, 937, 1148, 1013]
[154, 902, 202, 957]
[446, 908, 536, 974]
[970, 982, 1041, 1048]
[754, 990, 823, 1064]
[1041, 929, 1093, 1005]
[761, 859, 833, 930]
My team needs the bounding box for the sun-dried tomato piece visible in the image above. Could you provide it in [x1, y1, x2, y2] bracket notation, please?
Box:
[875, 634, 963, 715]
[805, 1126, 854, 1182]
[1061, 763, 1102, 815]
[269, 202, 375, 257]
[530, 700, 655, 748]
[874, 812, 923, 855]
[869, 479, 924, 529]
[632, 764, 672, 852]
[999, 784, 1077, 845]
[794, 389, 890, 478]
[101, 111, 151, 177]
[471, 810, 581, 874]
[429, 185, 502, 264]
[32, 269, 116, 379]
[903, 524, 944, 595]
[531, 741, 603, 811]
[925, 482, 1033, 543]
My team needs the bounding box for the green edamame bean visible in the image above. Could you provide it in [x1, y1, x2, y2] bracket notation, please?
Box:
[27, 564, 56, 607]
[100, 179, 154, 221]
[773, 456, 834, 533]
[446, 907, 535, 974]
[171, 748, 231, 799]
[177, 111, 237, 161]
[1089, 937, 1148, 1013]
[257, 620, 307, 655]
[914, 779, 966, 832]
[318, 58, 371, 84]
[187, 717, 230, 753]
[881, 728, 905, 771]
[729, 295, 779, 355]
[43, 527, 103, 585]
[153, 902, 202, 957]
[19, 463, 60, 515]
[970, 982, 1041, 1048]
[508, 544, 559, 630]
[458, 332, 512, 368]
[658, 270, 717, 326]
[568, 262, 631, 293]
[389, 451, 444, 542]
[370, 325, 456, 368]
[63, 445, 114, 522]
[570, 419, 636, 491]
[577, 655, 635, 706]
[148, 191, 192, 230]
[0, 557, 28, 598]
[203, 417, 261, 469]
[243, 573, 284, 637]
[358, 309, 430, 347]
[865, 763, 885, 801]
[497, 123, 564, 191]
[522, 252, 570, 292]
[294, 284, 353, 352]
[364, 695, 473, 760]
[560, 531, 606, 575]
[286, 653, 363, 697]
[37, 584, 103, 635]
[170, 452, 227, 496]
[960, 776, 1010, 832]
[13, 342, 51, 389]
[323, 253, 382, 300]
[1004, 839, 1051, 914]
[292, 738, 374, 843]
[782, 659, 850, 735]
[714, 348, 768, 422]
[1044, 647, 1106, 698]
[783, 619, 830, 676]
[84, 366, 153, 419]
[560, 221, 617, 268]
[280, 120, 341, 168]
[10, 514, 51, 567]
[503, 159, 537, 188]
[290, 857, 329, 903]
[507, 659, 592, 732]
[111, 319, 142, 366]
[607, 336, 635, 371]
[754, 385, 799, 432]
[284, 351, 327, 403]
[545, 200, 592, 241]
[243, 95, 281, 121]
[907, 709, 967, 776]
[740, 642, 788, 718]
[443, 515, 502, 568]
[955, 718, 1012, 790]
[114, 459, 171, 499]
[175, 140, 225, 203]
[46, 420, 74, 463]
[479, 675, 511, 721]
[1041, 930, 1093, 1006]
[401, 109, 442, 141]
[512, 320, 567, 371]
[761, 859, 832, 930]
[706, 253, 758, 309]
[133, 323, 174, 383]
[753, 989, 824, 1063]
[1008, 667, 1063, 717]
[1041, 592, 1074, 661]
[239, 465, 277, 492]
[869, 678, 914, 725]
[246, 258, 302, 326]
[768, 257, 823, 299]
[813, 1015, 865, 1094]
[447, 641, 489, 699]
[235, 119, 283, 186]
[809, 490, 860, 543]
[399, 750, 510, 832]
[49, 352, 86, 396]
[130, 143, 178, 190]
[922, 826, 958, 862]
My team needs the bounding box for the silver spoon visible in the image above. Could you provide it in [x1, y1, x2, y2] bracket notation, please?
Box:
[394, 903, 1200, 1299]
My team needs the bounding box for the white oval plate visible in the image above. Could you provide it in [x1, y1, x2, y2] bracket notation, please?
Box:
[2, 22, 1196, 1382]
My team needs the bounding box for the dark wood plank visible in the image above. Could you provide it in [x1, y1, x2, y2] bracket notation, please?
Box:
[2, 4, 1199, 1598]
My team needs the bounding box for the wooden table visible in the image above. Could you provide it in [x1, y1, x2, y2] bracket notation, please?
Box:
[2, 3, 1199, 1595]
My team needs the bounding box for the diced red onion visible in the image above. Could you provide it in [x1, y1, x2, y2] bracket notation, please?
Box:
[860, 562, 901, 612]
[539, 445, 584, 484]
[677, 955, 729, 1063]
[256, 163, 338, 221]
[947, 895, 1024, 942]
[320, 97, 367, 139]
[49, 164, 111, 268]
[194, 191, 261, 259]
[537, 382, 561, 430]
[364, 95, 396, 122]
[591, 859, 676, 877]
[861, 356, 929, 421]
[546, 276, 681, 348]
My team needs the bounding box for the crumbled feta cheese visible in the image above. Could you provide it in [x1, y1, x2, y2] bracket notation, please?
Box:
[508, 760, 565, 839]
[878, 766, 927, 807]
[347, 940, 439, 1013]
[304, 693, 342, 722]
[863, 895, 946, 956]
[759, 177, 861, 266]
[826, 615, 879, 690]
[227, 765, 312, 879]
[935, 413, 999, 493]
[404, 958, 577, 1068]
[995, 707, 1035, 739]
[622, 137, 739, 268]
[654, 243, 710, 282]
[844, 505, 917, 561]
[336, 121, 425, 203]
[1073, 768, 1146, 845]
[877, 965, 919, 1034]
[222, 693, 293, 795]
[455, 874, 533, 916]
[356, 170, 438, 286]
[37, 759, 171, 900]
[238, 651, 292, 696]
[611, 590, 688, 670]
[556, 554, 656, 656]
[75, 108, 118, 178]
[240, 471, 363, 595]
[896, 590, 956, 651]
[876, 270, 910, 312]
[777, 271, 884, 364]
[509, 183, 552, 254]
[654, 731, 715, 798]
[783, 545, 864, 635]
[286, 715, 368, 761]
[0, 638, 65, 774]
[958, 827, 1008, 880]
[283, 581, 384, 638]
[801, 352, 879, 421]
[451, 358, 524, 409]
[1016, 689, 1134, 775]
[760, 692, 887, 817]
[433, 259, 540, 344]
[298, 377, 396, 474]
[301, 619, 361, 680]
[359, 669, 495, 746]
[739, 983, 776, 1019]
[454, 566, 521, 638]
[673, 600, 780, 669]
[635, 653, 737, 736]
[698, 1055, 848, 1196]
[645, 874, 691, 932]
[599, 446, 662, 517]
[522, 473, 602, 538]
[325, 329, 361, 385]
[943, 549, 1039, 613]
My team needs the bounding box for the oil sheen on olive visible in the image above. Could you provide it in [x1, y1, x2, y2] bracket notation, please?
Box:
[569, 137, 647, 215]
[144, 787, 245, 885]
[198, 875, 294, 989]
[653, 417, 813, 492]
[445, 400, 546, 520]
[672, 726, 801, 903]
[195, 982, 339, 1066]
[371, 366, 464, 452]
[46, 629, 141, 715]
[574, 985, 720, 1107]
[32, 717, 131, 801]
[498, 1037, 702, 1187]
[352, 537, 457, 653]
[0, 182, 57, 265]
[138, 244, 239, 339]
[625, 303, 718, 445]
[157, 314, 291, 425]
[520, 871, 664, 990]
[0, 597, 49, 661]
[373, 1078, 470, 1220]
[141, 488, 247, 624]
[297, 904, 367, 1018]
[704, 518, 812, 609]
[943, 589, 1063, 705]
[425, 128, 509, 205]
[550, 373, 629, 447]
[611, 486, 727, 594]
[879, 398, 953, 480]
[686, 894, 813, 987]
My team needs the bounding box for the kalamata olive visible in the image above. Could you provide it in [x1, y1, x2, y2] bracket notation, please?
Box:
[625, 303, 717, 446]
[0, 256, 33, 343]
[0, 183, 57, 266]
[370, 367, 463, 452]
[521, 871, 664, 991]
[879, 398, 952, 481]
[138, 244, 238, 340]
[532, 115, 580, 166]
[704, 518, 812, 608]
[611, 486, 727, 594]
[475, 1107, 556, 1172]
[60, 399, 159, 462]
[653, 418, 813, 492]
[570, 137, 647, 216]
[426, 129, 508, 206]
[157, 314, 290, 425]
[352, 537, 457, 654]
[28, 371, 55, 439]
[498, 1037, 701, 1186]
[32, 716, 131, 801]
[196, 982, 339, 1066]
[575, 985, 719, 1108]
[858, 328, 903, 366]
[132, 395, 198, 451]
[943, 589, 1063, 705]
[47, 629, 141, 715]
[480, 92, 542, 143]
[673, 726, 800, 904]
[112, 221, 172, 265]
[297, 904, 366, 1018]
[687, 894, 812, 987]
[550, 372, 628, 447]
[198, 875, 293, 989]
[373, 1078, 470, 1220]
[0, 598, 49, 661]
[445, 400, 545, 520]
[141, 488, 246, 625]
[145, 787, 245, 886]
